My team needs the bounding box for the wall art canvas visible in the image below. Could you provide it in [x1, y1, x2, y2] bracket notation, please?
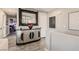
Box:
[49, 16, 56, 28]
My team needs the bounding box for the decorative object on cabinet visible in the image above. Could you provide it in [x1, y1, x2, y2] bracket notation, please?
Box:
[19, 8, 38, 26]
[49, 16, 56, 28]
[27, 23, 33, 30]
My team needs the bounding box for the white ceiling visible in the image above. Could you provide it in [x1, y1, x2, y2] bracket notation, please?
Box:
[0, 8, 56, 16]
[24, 8, 56, 12]
[1, 8, 17, 16]
[35, 8, 56, 12]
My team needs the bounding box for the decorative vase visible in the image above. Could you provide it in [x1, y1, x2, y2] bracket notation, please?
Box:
[27, 23, 33, 30]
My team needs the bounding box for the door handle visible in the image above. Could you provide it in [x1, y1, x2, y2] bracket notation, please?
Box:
[31, 32, 34, 39]
[29, 32, 34, 39]
[21, 33, 24, 41]
[29, 32, 32, 39]
[38, 31, 40, 37]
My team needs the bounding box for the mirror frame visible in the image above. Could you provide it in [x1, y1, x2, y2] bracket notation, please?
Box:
[19, 8, 38, 26]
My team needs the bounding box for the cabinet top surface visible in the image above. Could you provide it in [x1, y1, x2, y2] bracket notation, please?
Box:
[16, 28, 41, 31]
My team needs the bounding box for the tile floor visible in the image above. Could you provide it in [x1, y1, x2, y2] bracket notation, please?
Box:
[0, 38, 8, 51]
[8, 34, 48, 51]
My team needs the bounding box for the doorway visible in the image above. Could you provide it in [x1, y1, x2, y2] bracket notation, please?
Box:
[8, 16, 17, 35]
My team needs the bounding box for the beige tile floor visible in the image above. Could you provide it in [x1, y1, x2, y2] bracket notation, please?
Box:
[0, 38, 8, 51]
[8, 34, 48, 51]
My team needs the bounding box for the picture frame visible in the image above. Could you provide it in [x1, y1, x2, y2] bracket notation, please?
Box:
[68, 11, 79, 31]
[49, 16, 56, 28]
[19, 8, 38, 26]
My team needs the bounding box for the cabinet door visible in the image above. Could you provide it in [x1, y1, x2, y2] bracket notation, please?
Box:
[29, 30, 36, 41]
[35, 29, 41, 40]
[16, 31, 25, 43]
[23, 30, 31, 42]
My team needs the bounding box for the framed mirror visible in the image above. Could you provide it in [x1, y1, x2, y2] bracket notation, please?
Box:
[19, 8, 38, 26]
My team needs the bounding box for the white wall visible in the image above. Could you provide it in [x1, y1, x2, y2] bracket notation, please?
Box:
[47, 8, 79, 50]
[48, 8, 68, 32]
[48, 8, 79, 34]
[0, 9, 7, 38]
[38, 12, 48, 37]
[38, 12, 49, 49]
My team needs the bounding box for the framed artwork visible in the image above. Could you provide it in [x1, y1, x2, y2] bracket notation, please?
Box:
[68, 11, 79, 30]
[19, 8, 38, 26]
[49, 16, 56, 28]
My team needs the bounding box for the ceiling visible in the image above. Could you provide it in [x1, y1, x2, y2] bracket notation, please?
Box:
[1, 8, 17, 16]
[35, 8, 56, 12]
[24, 8, 56, 12]
[0, 8, 56, 16]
